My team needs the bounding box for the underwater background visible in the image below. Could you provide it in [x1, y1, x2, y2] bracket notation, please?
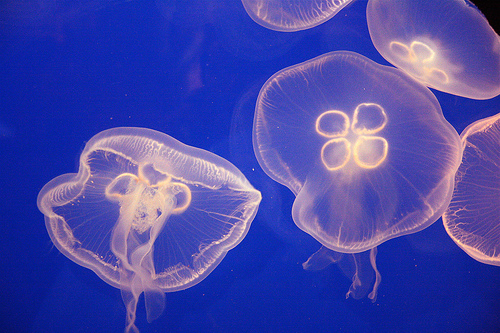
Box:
[1, 0, 500, 332]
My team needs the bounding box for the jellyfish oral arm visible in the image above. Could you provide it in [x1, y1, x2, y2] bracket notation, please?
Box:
[107, 176, 176, 333]
[111, 197, 170, 333]
[303, 246, 381, 302]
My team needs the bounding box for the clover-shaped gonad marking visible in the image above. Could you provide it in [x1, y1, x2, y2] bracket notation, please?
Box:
[389, 40, 449, 84]
[316, 103, 388, 171]
[105, 167, 192, 234]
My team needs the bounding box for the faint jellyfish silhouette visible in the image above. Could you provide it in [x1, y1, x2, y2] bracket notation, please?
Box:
[37, 127, 262, 333]
[229, 82, 309, 245]
[214, 0, 305, 61]
[241, 0, 354, 32]
[253, 51, 462, 298]
[366, 0, 500, 100]
[443, 112, 500, 266]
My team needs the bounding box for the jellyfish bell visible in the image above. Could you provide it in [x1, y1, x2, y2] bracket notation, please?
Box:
[366, 0, 500, 100]
[241, 0, 354, 32]
[253, 51, 462, 297]
[254, 50, 462, 253]
[443, 112, 500, 266]
[37, 127, 262, 333]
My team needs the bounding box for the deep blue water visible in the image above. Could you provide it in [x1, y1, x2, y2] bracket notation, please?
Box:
[1, 1, 500, 332]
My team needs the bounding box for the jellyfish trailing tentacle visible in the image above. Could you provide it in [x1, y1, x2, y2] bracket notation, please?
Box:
[303, 246, 381, 302]
[345, 248, 381, 302]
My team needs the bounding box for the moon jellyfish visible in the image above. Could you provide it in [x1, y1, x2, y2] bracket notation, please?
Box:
[443, 112, 500, 266]
[366, 0, 500, 100]
[241, 0, 353, 32]
[37, 127, 262, 333]
[253, 51, 462, 297]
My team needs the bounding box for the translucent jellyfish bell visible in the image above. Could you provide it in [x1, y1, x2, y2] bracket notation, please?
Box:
[366, 0, 500, 100]
[241, 0, 354, 32]
[253, 51, 462, 254]
[443, 113, 500, 266]
[37, 127, 261, 333]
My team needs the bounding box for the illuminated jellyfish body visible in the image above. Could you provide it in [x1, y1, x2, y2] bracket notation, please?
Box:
[443, 113, 500, 266]
[37, 127, 261, 333]
[253, 51, 462, 297]
[241, 0, 353, 32]
[366, 0, 500, 100]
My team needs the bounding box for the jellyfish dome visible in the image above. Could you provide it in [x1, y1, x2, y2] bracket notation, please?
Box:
[366, 0, 500, 100]
[241, 0, 353, 32]
[253, 51, 462, 253]
[443, 112, 500, 266]
[37, 127, 261, 333]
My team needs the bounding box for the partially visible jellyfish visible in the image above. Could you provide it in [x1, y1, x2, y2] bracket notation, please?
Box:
[241, 0, 354, 32]
[253, 51, 462, 297]
[37, 127, 262, 333]
[366, 0, 500, 100]
[443, 112, 500, 266]
[214, 0, 306, 61]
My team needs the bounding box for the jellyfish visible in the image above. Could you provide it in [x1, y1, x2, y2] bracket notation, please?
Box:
[241, 0, 354, 32]
[443, 112, 500, 266]
[37, 127, 262, 333]
[253, 51, 462, 297]
[366, 0, 500, 100]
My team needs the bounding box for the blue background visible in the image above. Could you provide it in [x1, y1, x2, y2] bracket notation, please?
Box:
[1, 0, 499, 332]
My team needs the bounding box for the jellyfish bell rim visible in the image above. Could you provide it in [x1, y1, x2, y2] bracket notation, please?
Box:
[294, 174, 457, 254]
[240, 0, 354, 33]
[459, 112, 500, 141]
[87, 127, 259, 189]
